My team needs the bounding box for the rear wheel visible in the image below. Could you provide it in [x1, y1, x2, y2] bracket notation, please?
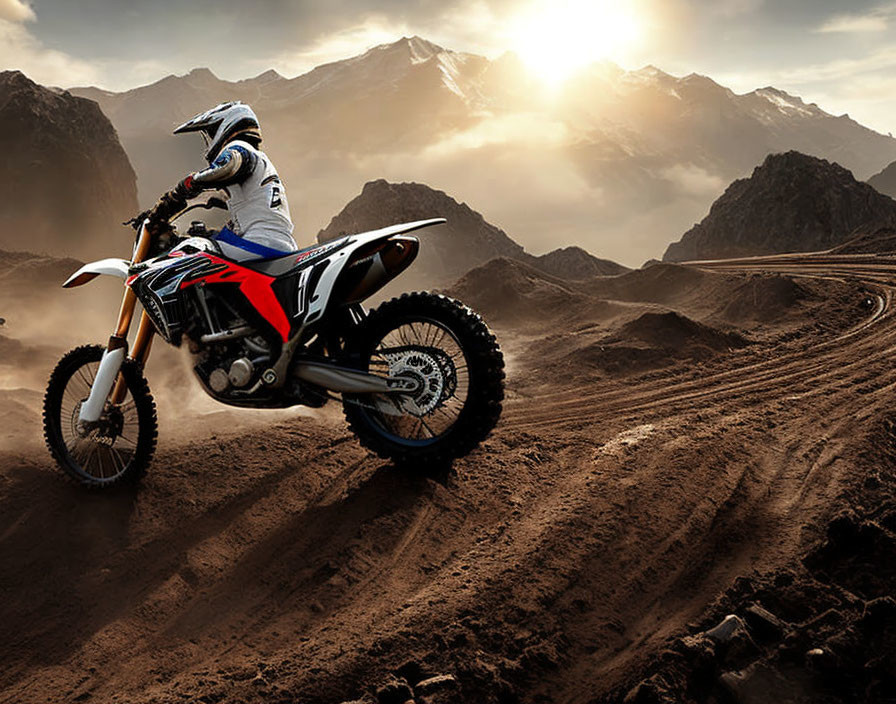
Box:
[343, 292, 504, 465]
[43, 345, 157, 488]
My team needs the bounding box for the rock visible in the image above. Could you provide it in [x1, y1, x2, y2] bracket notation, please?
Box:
[705, 615, 748, 643]
[375, 677, 414, 704]
[804, 646, 839, 672]
[743, 603, 787, 641]
[414, 674, 457, 696]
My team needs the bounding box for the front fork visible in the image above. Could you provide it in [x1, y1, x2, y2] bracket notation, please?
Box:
[78, 222, 156, 425]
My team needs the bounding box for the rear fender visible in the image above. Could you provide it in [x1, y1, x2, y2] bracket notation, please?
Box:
[304, 218, 445, 324]
[63, 258, 130, 288]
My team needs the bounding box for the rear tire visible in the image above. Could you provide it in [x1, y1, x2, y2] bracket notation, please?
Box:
[43, 345, 158, 488]
[343, 292, 504, 465]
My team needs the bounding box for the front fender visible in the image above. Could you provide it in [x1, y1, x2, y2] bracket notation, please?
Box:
[62, 258, 131, 288]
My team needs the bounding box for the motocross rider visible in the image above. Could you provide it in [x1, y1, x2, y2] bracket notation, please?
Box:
[145, 101, 298, 261]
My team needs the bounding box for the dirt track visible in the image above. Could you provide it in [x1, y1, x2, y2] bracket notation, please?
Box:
[1, 254, 894, 703]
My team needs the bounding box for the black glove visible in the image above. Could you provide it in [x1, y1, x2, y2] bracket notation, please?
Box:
[146, 190, 188, 231]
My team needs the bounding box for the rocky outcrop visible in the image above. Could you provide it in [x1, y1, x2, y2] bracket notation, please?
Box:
[318, 180, 625, 286]
[318, 179, 524, 285]
[664, 152, 896, 262]
[0, 71, 138, 258]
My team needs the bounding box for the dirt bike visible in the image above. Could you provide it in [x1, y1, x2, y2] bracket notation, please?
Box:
[43, 200, 504, 488]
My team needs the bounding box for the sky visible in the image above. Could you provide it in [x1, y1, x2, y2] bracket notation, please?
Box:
[3, 0, 896, 134]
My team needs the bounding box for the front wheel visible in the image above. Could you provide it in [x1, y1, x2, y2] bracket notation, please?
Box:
[43, 345, 158, 488]
[343, 292, 504, 465]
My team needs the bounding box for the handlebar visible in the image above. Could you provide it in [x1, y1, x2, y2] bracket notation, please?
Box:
[124, 197, 227, 232]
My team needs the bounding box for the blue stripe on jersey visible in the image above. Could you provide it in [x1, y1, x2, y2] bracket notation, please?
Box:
[213, 227, 291, 259]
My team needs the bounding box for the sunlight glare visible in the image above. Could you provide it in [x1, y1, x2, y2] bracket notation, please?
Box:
[508, 0, 642, 84]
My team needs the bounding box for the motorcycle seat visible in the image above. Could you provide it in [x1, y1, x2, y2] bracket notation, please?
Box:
[236, 239, 348, 277]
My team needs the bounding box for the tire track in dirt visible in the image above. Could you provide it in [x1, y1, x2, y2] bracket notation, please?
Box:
[507, 263, 896, 431]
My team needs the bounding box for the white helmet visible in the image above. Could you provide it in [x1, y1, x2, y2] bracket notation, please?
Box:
[174, 101, 261, 162]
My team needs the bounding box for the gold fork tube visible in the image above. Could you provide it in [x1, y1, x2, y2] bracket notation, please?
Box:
[109, 223, 156, 404]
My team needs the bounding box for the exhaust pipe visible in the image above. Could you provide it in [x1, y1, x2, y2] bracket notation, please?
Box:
[293, 362, 416, 394]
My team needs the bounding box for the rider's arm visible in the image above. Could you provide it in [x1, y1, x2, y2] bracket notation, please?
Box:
[149, 145, 256, 226]
[180, 144, 257, 195]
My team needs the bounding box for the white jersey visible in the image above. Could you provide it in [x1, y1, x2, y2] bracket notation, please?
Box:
[191, 139, 298, 258]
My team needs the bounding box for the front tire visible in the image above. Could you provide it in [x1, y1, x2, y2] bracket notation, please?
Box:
[43, 345, 158, 488]
[343, 292, 504, 465]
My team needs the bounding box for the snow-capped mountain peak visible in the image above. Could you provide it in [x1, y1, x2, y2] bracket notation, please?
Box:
[753, 87, 818, 118]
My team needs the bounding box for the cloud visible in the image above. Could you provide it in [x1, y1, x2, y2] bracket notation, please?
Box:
[0, 0, 34, 22]
[422, 113, 572, 156]
[817, 4, 896, 33]
[0, 18, 100, 86]
[265, 17, 412, 77]
[818, 15, 888, 33]
[660, 164, 727, 198]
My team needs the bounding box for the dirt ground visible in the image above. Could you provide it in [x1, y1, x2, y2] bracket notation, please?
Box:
[0, 254, 894, 703]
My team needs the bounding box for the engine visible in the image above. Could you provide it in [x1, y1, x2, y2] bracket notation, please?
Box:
[190, 330, 271, 398]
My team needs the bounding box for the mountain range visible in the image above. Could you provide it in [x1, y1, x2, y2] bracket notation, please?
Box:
[69, 36, 896, 266]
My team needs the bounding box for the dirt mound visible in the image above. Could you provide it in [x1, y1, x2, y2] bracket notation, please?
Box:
[716, 275, 809, 324]
[560, 312, 749, 377]
[616, 311, 748, 352]
[664, 151, 896, 262]
[589, 263, 731, 309]
[446, 257, 597, 324]
[529, 246, 629, 279]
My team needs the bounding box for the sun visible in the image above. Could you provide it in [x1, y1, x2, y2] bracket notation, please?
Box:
[507, 0, 643, 84]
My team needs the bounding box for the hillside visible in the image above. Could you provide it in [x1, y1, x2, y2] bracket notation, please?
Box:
[664, 152, 896, 261]
[0, 71, 137, 258]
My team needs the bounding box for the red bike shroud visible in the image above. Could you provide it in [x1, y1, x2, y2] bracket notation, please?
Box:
[178, 253, 291, 342]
